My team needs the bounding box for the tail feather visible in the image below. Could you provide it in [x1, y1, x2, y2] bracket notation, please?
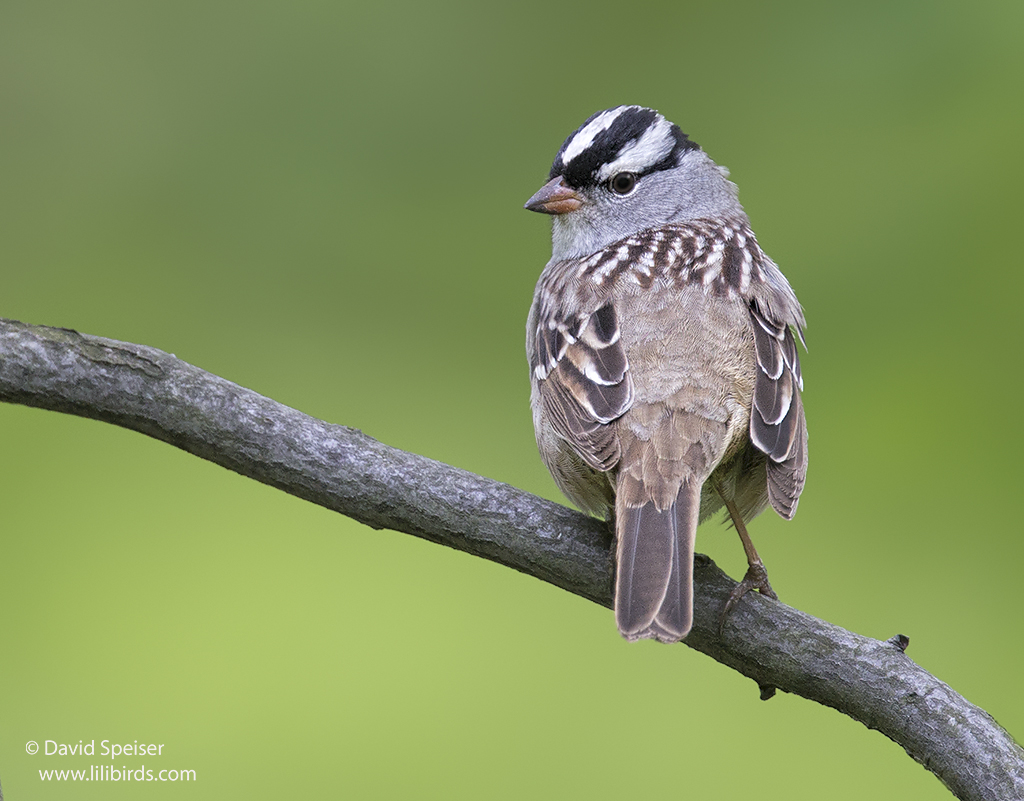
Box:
[615, 481, 700, 643]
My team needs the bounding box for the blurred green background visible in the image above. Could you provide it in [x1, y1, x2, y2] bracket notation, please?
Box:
[2, 0, 1022, 798]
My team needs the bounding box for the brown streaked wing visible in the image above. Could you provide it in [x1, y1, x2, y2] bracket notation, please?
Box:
[748, 302, 808, 518]
[766, 392, 807, 519]
[532, 301, 633, 471]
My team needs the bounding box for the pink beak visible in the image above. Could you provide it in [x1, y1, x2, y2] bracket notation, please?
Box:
[524, 176, 583, 215]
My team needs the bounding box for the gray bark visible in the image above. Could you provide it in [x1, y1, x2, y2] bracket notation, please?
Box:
[1, 318, 1021, 800]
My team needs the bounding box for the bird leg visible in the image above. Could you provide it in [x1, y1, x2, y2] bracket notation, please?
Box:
[714, 480, 778, 632]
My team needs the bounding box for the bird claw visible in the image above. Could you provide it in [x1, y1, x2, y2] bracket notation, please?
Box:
[719, 561, 778, 633]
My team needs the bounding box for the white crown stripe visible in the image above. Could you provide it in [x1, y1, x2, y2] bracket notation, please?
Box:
[559, 106, 633, 167]
[596, 119, 676, 181]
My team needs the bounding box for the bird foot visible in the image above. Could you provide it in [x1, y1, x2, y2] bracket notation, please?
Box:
[719, 561, 778, 633]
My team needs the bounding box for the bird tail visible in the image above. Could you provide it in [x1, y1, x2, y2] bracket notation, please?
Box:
[614, 479, 701, 643]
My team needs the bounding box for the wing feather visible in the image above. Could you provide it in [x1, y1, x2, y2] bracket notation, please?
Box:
[531, 301, 633, 471]
[749, 301, 808, 518]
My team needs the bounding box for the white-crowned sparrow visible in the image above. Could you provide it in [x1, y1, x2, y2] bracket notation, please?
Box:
[525, 106, 807, 643]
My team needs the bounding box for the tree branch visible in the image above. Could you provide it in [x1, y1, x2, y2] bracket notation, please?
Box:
[1, 318, 1021, 800]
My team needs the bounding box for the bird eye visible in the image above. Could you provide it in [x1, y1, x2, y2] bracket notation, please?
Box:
[609, 172, 637, 195]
